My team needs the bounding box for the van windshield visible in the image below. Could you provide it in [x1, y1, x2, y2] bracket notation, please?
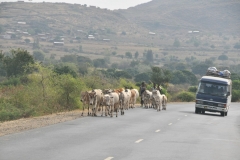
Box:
[197, 82, 229, 97]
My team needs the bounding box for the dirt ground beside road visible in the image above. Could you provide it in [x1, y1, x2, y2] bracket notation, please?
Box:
[0, 109, 85, 137]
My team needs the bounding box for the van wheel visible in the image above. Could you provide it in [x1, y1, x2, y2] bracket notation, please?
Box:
[221, 112, 225, 117]
[225, 112, 228, 116]
[195, 108, 199, 114]
[202, 110, 205, 114]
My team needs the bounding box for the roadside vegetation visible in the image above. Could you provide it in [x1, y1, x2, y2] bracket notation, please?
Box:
[0, 48, 239, 122]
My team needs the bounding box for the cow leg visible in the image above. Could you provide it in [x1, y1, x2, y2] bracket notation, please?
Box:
[105, 106, 108, 116]
[101, 106, 103, 116]
[87, 106, 89, 116]
[81, 104, 85, 116]
[111, 106, 113, 117]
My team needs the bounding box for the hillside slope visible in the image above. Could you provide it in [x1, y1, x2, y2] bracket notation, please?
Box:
[0, 2, 147, 36]
[119, 0, 240, 34]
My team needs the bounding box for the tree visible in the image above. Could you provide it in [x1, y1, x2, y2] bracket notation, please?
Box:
[233, 43, 240, 49]
[173, 38, 180, 47]
[171, 70, 197, 85]
[78, 63, 88, 76]
[0, 51, 6, 77]
[93, 59, 107, 68]
[130, 60, 139, 67]
[151, 66, 172, 87]
[134, 73, 150, 82]
[121, 31, 126, 35]
[125, 52, 132, 58]
[54, 66, 77, 78]
[134, 51, 139, 59]
[79, 45, 83, 52]
[33, 50, 45, 61]
[192, 63, 209, 76]
[25, 39, 30, 43]
[112, 51, 117, 56]
[146, 50, 154, 62]
[218, 54, 228, 61]
[33, 38, 40, 49]
[3, 49, 34, 77]
[115, 71, 132, 79]
[61, 55, 77, 63]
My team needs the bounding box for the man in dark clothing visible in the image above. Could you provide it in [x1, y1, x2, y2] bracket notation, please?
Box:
[139, 81, 147, 107]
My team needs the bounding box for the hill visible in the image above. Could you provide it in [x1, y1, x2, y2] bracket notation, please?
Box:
[0, 2, 147, 37]
[119, 0, 240, 34]
[0, 1, 239, 68]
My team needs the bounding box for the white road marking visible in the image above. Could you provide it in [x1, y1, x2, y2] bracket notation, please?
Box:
[155, 129, 161, 132]
[135, 139, 144, 143]
[104, 157, 114, 160]
[185, 115, 188, 116]
[178, 118, 181, 120]
[168, 123, 172, 126]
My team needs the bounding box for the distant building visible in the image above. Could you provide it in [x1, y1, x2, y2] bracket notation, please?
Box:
[149, 32, 156, 35]
[18, 22, 26, 25]
[88, 35, 95, 39]
[22, 32, 30, 35]
[53, 42, 64, 46]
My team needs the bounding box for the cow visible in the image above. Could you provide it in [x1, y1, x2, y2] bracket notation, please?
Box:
[105, 92, 120, 117]
[141, 90, 152, 109]
[157, 85, 168, 110]
[162, 95, 168, 110]
[88, 89, 103, 116]
[80, 91, 91, 116]
[124, 89, 131, 110]
[114, 88, 128, 115]
[129, 89, 139, 109]
[152, 89, 163, 111]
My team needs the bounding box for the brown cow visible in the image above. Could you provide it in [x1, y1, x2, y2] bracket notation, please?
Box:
[80, 91, 91, 116]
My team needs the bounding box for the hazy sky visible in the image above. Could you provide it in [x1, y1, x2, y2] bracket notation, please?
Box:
[0, 0, 152, 10]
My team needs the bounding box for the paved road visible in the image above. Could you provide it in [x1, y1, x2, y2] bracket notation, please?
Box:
[0, 103, 240, 160]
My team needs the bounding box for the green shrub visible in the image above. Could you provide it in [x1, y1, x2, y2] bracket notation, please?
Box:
[188, 86, 197, 93]
[0, 102, 22, 121]
[232, 90, 240, 102]
[0, 77, 21, 86]
[176, 91, 195, 102]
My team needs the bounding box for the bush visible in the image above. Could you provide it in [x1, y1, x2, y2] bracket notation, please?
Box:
[188, 86, 197, 92]
[0, 77, 21, 86]
[176, 91, 195, 102]
[232, 90, 240, 102]
[0, 101, 34, 122]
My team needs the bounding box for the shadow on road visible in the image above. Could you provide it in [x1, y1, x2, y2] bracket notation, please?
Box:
[180, 111, 223, 117]
[198, 112, 222, 117]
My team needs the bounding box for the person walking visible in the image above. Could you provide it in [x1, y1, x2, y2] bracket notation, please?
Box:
[139, 81, 147, 107]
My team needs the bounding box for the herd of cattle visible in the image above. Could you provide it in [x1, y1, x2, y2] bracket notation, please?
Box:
[80, 88, 168, 117]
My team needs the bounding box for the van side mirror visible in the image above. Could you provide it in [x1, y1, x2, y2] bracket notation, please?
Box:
[227, 92, 230, 97]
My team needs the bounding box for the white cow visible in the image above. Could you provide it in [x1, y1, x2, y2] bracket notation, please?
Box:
[141, 90, 152, 109]
[129, 89, 139, 109]
[103, 92, 120, 117]
[162, 95, 168, 110]
[152, 89, 163, 111]
[124, 89, 131, 110]
[88, 89, 103, 116]
[103, 94, 111, 116]
[157, 86, 168, 110]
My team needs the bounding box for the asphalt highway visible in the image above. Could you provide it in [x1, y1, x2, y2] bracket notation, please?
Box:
[0, 102, 240, 160]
